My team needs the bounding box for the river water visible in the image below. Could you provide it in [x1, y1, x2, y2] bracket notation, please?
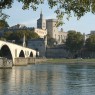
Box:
[0, 63, 95, 95]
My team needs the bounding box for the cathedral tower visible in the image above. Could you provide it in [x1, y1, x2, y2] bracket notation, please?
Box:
[37, 10, 46, 30]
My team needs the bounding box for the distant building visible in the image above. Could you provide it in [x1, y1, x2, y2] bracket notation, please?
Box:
[37, 10, 46, 30]
[0, 11, 67, 44]
[0, 24, 33, 34]
[46, 19, 58, 38]
[90, 31, 95, 34]
[85, 34, 90, 40]
[57, 28, 68, 44]
[46, 19, 67, 44]
[34, 28, 47, 38]
[36, 11, 68, 44]
[27, 37, 47, 57]
[85, 31, 95, 40]
[36, 10, 47, 38]
[9, 24, 27, 29]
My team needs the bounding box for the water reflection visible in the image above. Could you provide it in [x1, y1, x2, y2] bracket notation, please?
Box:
[0, 64, 95, 95]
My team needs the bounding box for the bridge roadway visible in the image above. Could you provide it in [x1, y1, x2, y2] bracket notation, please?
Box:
[0, 40, 36, 65]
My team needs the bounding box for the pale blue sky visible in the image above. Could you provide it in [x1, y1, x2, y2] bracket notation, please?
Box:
[4, 1, 95, 34]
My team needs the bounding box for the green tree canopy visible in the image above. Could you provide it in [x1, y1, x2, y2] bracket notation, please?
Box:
[0, 20, 9, 29]
[3, 30, 40, 44]
[1, 0, 95, 26]
[85, 34, 95, 51]
[66, 30, 84, 53]
[47, 34, 57, 47]
[47, 37, 57, 47]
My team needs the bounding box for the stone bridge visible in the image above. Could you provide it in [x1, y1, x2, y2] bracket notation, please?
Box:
[0, 40, 36, 65]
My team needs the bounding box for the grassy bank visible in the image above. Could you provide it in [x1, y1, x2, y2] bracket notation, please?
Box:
[46, 58, 95, 64]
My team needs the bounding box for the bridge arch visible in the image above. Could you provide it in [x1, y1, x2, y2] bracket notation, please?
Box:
[19, 50, 25, 57]
[30, 52, 33, 57]
[0, 45, 13, 59]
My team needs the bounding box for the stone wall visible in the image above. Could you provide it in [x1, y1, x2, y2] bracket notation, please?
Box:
[27, 38, 46, 57]
[0, 57, 46, 66]
[46, 48, 95, 59]
[0, 58, 12, 68]
[81, 51, 95, 58]
[28, 57, 35, 64]
[46, 48, 69, 58]
[14, 57, 28, 66]
[14, 57, 36, 65]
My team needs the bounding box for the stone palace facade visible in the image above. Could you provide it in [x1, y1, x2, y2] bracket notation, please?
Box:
[37, 11, 68, 44]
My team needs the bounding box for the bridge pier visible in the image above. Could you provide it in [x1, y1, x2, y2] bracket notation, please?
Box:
[27, 57, 35, 64]
[0, 58, 12, 68]
[0, 57, 47, 68]
[14, 57, 35, 66]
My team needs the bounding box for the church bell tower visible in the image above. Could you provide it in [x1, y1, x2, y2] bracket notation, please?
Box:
[37, 10, 46, 30]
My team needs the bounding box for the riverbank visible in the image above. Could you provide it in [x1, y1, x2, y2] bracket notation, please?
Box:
[45, 58, 95, 65]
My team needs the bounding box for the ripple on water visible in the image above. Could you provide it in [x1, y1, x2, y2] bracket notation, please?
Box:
[0, 64, 95, 95]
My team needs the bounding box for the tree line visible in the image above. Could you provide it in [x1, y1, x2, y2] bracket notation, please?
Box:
[1, 30, 40, 44]
[0, 20, 39, 45]
[65, 30, 95, 58]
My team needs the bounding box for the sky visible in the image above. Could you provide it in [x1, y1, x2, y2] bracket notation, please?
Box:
[3, 1, 95, 34]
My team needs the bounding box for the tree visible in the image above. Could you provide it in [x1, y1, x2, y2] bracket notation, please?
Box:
[47, 34, 57, 47]
[66, 30, 84, 57]
[3, 31, 13, 39]
[0, 20, 9, 29]
[0, 9, 10, 20]
[47, 37, 57, 47]
[1, 0, 95, 26]
[3, 30, 40, 44]
[85, 34, 95, 51]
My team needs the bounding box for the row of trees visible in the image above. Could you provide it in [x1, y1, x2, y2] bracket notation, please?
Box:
[85, 34, 95, 51]
[66, 30, 84, 54]
[0, 19, 39, 45]
[0, 20, 39, 44]
[0, 20, 9, 29]
[65, 30, 95, 57]
[0, 30, 40, 45]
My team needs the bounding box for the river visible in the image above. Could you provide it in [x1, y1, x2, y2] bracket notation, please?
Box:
[0, 63, 95, 95]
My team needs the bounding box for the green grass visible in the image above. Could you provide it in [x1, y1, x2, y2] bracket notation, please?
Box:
[47, 58, 95, 64]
